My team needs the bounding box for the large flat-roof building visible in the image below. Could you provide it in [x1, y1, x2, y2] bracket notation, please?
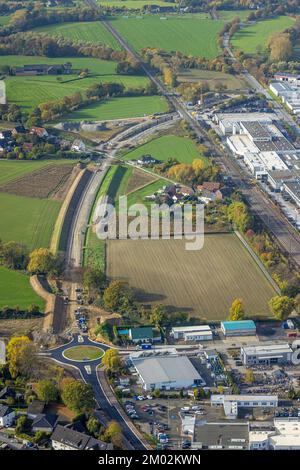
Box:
[221, 320, 256, 337]
[170, 325, 213, 341]
[131, 354, 205, 391]
[249, 418, 300, 450]
[241, 343, 293, 366]
[211, 394, 278, 419]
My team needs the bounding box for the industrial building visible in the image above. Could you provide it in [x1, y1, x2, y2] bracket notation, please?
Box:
[221, 320, 256, 337]
[249, 418, 300, 450]
[130, 354, 205, 391]
[211, 394, 278, 419]
[170, 325, 213, 341]
[240, 343, 293, 366]
[270, 80, 300, 115]
[193, 421, 249, 450]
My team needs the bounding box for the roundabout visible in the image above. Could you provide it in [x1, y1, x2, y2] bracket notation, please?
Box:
[63, 345, 105, 362]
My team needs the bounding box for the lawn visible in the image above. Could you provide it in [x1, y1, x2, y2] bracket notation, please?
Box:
[231, 15, 295, 54]
[123, 135, 207, 164]
[0, 192, 61, 249]
[0, 159, 74, 185]
[63, 345, 104, 361]
[62, 95, 168, 121]
[2, 56, 150, 111]
[109, 15, 224, 58]
[177, 69, 247, 91]
[0, 266, 44, 310]
[107, 234, 277, 320]
[34, 21, 120, 49]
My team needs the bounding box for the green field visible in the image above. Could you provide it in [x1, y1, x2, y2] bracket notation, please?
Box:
[3, 56, 150, 111]
[0, 16, 10, 26]
[62, 95, 168, 121]
[34, 21, 120, 49]
[63, 345, 104, 361]
[177, 69, 247, 90]
[0, 266, 44, 310]
[231, 15, 295, 54]
[0, 160, 72, 185]
[217, 10, 251, 21]
[126, 178, 165, 207]
[98, 0, 176, 7]
[109, 15, 224, 58]
[0, 192, 61, 249]
[123, 135, 207, 164]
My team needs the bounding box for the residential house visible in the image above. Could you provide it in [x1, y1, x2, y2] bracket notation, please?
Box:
[30, 127, 49, 139]
[12, 125, 26, 136]
[0, 130, 12, 140]
[137, 155, 159, 165]
[71, 139, 86, 152]
[128, 327, 154, 344]
[0, 405, 15, 427]
[27, 400, 45, 419]
[32, 413, 58, 433]
[51, 424, 113, 450]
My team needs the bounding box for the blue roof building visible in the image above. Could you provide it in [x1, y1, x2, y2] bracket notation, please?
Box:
[221, 320, 256, 337]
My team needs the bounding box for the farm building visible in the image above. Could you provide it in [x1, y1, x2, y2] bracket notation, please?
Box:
[13, 63, 73, 76]
[170, 325, 213, 341]
[221, 320, 256, 337]
[211, 394, 278, 419]
[131, 354, 205, 391]
[128, 327, 154, 343]
[240, 343, 293, 366]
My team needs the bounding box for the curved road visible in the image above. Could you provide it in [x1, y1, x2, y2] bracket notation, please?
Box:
[41, 335, 148, 450]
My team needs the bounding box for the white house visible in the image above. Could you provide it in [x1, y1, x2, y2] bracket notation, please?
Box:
[211, 394, 278, 419]
[0, 405, 15, 427]
[71, 139, 86, 152]
[170, 325, 213, 341]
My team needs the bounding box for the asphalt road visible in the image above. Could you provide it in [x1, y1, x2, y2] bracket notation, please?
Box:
[43, 335, 148, 450]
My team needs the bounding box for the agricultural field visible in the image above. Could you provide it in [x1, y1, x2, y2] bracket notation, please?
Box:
[109, 15, 224, 58]
[3, 56, 150, 112]
[107, 234, 277, 320]
[34, 21, 120, 49]
[0, 266, 44, 310]
[0, 160, 77, 249]
[177, 69, 247, 91]
[231, 15, 295, 54]
[63, 95, 168, 121]
[123, 135, 207, 164]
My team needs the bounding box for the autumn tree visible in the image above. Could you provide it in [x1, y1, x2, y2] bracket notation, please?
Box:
[268, 33, 293, 61]
[7, 336, 36, 378]
[227, 201, 252, 232]
[245, 369, 254, 384]
[104, 421, 123, 448]
[149, 305, 167, 328]
[228, 298, 245, 321]
[268, 295, 294, 321]
[61, 379, 94, 413]
[102, 349, 122, 372]
[103, 281, 133, 311]
[27, 248, 61, 275]
[36, 379, 58, 404]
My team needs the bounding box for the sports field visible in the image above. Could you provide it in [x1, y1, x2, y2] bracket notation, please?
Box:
[34, 21, 120, 49]
[123, 135, 208, 164]
[62, 95, 168, 121]
[107, 234, 277, 320]
[3, 56, 150, 111]
[109, 15, 224, 58]
[231, 15, 295, 54]
[0, 266, 44, 310]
